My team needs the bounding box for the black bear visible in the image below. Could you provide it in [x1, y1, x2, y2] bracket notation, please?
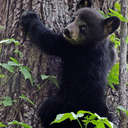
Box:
[20, 8, 120, 128]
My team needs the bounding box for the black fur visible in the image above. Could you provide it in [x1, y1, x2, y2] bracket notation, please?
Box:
[20, 8, 120, 128]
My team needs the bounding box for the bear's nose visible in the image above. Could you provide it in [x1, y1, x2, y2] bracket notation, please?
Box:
[63, 28, 71, 38]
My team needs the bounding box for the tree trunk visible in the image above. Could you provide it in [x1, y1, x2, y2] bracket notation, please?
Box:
[0, 0, 79, 127]
[119, 0, 128, 127]
[0, 0, 120, 128]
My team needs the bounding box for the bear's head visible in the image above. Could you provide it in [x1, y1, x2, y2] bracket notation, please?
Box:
[63, 8, 120, 45]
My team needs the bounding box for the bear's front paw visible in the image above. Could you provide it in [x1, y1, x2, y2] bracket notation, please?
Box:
[20, 11, 39, 29]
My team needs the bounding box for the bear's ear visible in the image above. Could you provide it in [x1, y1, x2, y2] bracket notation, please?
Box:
[103, 16, 120, 36]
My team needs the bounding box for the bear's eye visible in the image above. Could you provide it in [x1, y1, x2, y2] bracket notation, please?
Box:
[79, 24, 88, 33]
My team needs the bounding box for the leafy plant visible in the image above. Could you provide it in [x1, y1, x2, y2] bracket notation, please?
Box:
[0, 122, 7, 127]
[41, 74, 59, 88]
[108, 2, 128, 22]
[8, 120, 32, 128]
[0, 120, 32, 128]
[0, 57, 33, 85]
[0, 94, 35, 107]
[107, 63, 119, 89]
[51, 110, 114, 128]
[114, 1, 121, 13]
[19, 94, 34, 105]
[117, 106, 128, 117]
[14, 49, 23, 57]
[19, 66, 33, 85]
[110, 34, 120, 48]
[98, 10, 109, 18]
[0, 96, 14, 107]
[0, 62, 15, 73]
[0, 38, 20, 45]
[0, 74, 5, 78]
[99, 2, 128, 23]
[0, 38, 60, 87]
[108, 9, 128, 22]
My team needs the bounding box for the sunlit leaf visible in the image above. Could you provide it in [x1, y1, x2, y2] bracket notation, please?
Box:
[51, 113, 75, 124]
[0, 122, 7, 127]
[107, 63, 119, 88]
[10, 57, 19, 64]
[109, 9, 128, 22]
[110, 34, 120, 48]
[0, 38, 20, 45]
[51, 110, 114, 128]
[114, 2, 121, 12]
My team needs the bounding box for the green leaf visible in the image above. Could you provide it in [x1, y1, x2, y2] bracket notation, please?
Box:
[41, 74, 49, 80]
[0, 39, 12, 44]
[110, 34, 120, 48]
[8, 120, 32, 128]
[114, 2, 121, 12]
[107, 63, 119, 88]
[7, 61, 19, 66]
[0, 123, 6, 127]
[0, 122, 7, 127]
[10, 57, 19, 64]
[108, 9, 128, 22]
[52, 111, 90, 125]
[126, 36, 128, 44]
[2, 96, 13, 107]
[19, 66, 33, 85]
[41, 74, 59, 88]
[71, 112, 82, 120]
[51, 110, 114, 128]
[14, 49, 23, 57]
[0, 57, 20, 72]
[0, 74, 5, 78]
[51, 113, 75, 124]
[83, 113, 113, 128]
[102, 119, 113, 128]
[0, 63, 15, 73]
[98, 10, 109, 18]
[19, 94, 34, 105]
[0, 38, 20, 45]
[95, 121, 105, 128]
[77, 110, 94, 116]
[110, 34, 115, 42]
[117, 105, 128, 117]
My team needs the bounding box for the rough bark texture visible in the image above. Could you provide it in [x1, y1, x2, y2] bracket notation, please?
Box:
[119, 0, 128, 127]
[0, 0, 79, 128]
[0, 0, 124, 128]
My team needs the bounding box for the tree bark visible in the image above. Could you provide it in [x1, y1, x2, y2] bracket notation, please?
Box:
[119, 0, 128, 127]
[0, 0, 120, 128]
[0, 0, 79, 127]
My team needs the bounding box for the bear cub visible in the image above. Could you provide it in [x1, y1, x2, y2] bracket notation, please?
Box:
[20, 8, 120, 128]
